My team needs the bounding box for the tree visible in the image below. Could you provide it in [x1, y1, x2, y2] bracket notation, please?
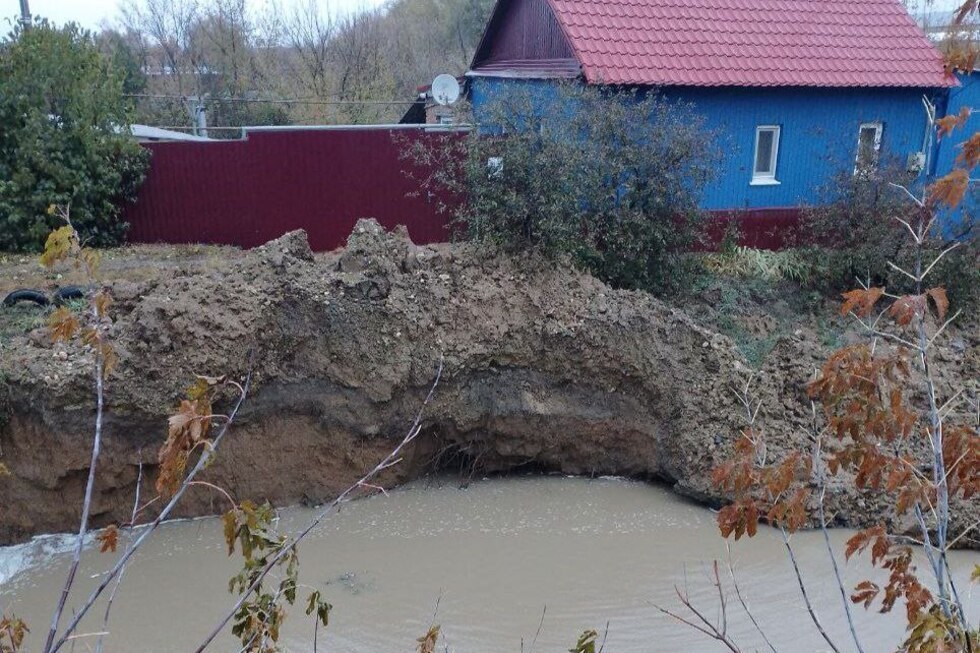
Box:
[0, 20, 148, 251]
[662, 40, 979, 652]
[404, 83, 718, 294]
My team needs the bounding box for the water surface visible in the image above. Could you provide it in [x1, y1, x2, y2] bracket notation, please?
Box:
[1, 477, 977, 652]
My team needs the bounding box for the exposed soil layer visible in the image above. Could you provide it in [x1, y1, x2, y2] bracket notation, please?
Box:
[0, 222, 976, 546]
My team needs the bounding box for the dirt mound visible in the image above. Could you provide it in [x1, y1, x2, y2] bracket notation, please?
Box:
[0, 221, 976, 545]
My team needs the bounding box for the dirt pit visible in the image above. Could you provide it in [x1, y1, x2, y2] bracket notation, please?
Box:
[0, 221, 976, 546]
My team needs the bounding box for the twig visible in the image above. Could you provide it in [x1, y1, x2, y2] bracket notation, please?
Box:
[191, 358, 444, 653]
[809, 406, 866, 653]
[945, 517, 980, 550]
[187, 481, 238, 510]
[597, 620, 610, 653]
[818, 489, 865, 653]
[42, 340, 106, 653]
[654, 562, 742, 653]
[527, 605, 547, 653]
[779, 528, 842, 653]
[920, 241, 961, 280]
[886, 260, 918, 282]
[95, 453, 144, 653]
[888, 182, 925, 208]
[926, 310, 962, 351]
[46, 370, 253, 653]
[724, 543, 777, 653]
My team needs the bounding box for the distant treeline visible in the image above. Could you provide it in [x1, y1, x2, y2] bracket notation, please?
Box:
[89, 0, 494, 131]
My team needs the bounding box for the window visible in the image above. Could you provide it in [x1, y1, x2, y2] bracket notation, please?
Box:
[855, 122, 883, 175]
[752, 125, 780, 184]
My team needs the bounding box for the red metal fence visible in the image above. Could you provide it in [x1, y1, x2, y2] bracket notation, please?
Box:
[124, 127, 453, 251]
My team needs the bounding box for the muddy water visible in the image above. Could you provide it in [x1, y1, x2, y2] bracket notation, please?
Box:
[1, 477, 977, 652]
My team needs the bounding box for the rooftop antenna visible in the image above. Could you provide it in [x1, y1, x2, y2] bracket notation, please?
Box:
[431, 74, 460, 106]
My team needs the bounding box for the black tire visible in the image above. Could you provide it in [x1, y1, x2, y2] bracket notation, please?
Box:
[2, 289, 50, 307]
[53, 286, 86, 306]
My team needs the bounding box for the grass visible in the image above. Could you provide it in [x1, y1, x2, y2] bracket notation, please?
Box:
[0, 243, 244, 297]
[0, 303, 49, 346]
[699, 246, 821, 283]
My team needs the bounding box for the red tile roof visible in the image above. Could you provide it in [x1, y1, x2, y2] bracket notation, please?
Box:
[546, 0, 954, 88]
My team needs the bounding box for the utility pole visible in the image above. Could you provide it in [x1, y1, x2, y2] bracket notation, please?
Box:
[187, 97, 208, 138]
[18, 0, 31, 28]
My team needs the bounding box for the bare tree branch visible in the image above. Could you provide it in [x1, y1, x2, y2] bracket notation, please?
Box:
[94, 453, 144, 653]
[724, 543, 778, 653]
[42, 322, 107, 653]
[46, 369, 253, 653]
[654, 563, 742, 653]
[779, 528, 843, 653]
[191, 358, 444, 653]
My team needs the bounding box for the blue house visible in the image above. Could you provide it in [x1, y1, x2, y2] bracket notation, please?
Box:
[465, 0, 961, 243]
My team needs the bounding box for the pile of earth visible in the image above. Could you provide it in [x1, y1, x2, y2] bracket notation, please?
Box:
[0, 220, 975, 546]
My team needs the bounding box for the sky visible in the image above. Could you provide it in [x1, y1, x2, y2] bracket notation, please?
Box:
[4, 0, 388, 30]
[2, 0, 971, 32]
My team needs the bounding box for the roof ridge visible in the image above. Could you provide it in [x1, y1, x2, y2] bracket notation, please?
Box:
[543, 0, 952, 87]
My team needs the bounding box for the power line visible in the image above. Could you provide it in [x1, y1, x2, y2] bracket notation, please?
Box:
[124, 93, 418, 106]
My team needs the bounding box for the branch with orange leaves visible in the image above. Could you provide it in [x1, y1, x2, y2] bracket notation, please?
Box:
[191, 357, 444, 653]
[42, 370, 252, 653]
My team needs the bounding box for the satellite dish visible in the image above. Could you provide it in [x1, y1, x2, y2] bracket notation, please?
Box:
[431, 74, 460, 106]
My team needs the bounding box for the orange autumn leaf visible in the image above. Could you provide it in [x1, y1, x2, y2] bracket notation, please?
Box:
[840, 287, 885, 318]
[417, 625, 440, 653]
[48, 307, 79, 343]
[96, 525, 119, 553]
[928, 169, 969, 208]
[845, 525, 888, 561]
[888, 295, 925, 327]
[851, 580, 881, 608]
[936, 106, 971, 139]
[956, 131, 980, 169]
[925, 287, 949, 321]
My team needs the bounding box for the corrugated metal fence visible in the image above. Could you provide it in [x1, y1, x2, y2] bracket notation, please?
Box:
[124, 127, 455, 251]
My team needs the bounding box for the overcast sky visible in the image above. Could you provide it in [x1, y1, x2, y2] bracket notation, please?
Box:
[4, 0, 389, 30]
[3, 0, 969, 32]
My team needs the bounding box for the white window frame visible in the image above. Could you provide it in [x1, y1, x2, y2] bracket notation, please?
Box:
[751, 125, 781, 185]
[854, 121, 883, 175]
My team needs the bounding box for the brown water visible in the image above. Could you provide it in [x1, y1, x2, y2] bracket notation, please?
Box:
[1, 476, 977, 652]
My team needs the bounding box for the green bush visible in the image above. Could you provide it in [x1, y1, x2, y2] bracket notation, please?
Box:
[404, 83, 718, 294]
[798, 168, 978, 312]
[0, 20, 149, 251]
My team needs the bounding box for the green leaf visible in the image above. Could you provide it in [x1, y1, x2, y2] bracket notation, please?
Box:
[569, 629, 598, 653]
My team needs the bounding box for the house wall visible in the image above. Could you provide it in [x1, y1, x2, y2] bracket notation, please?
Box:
[933, 71, 979, 237]
[469, 77, 939, 212]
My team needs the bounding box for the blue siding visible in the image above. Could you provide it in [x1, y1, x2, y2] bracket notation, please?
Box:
[470, 77, 939, 212]
[933, 72, 979, 238]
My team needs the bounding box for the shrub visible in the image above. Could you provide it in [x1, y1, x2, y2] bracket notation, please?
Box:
[0, 21, 149, 251]
[798, 167, 978, 312]
[404, 82, 718, 294]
